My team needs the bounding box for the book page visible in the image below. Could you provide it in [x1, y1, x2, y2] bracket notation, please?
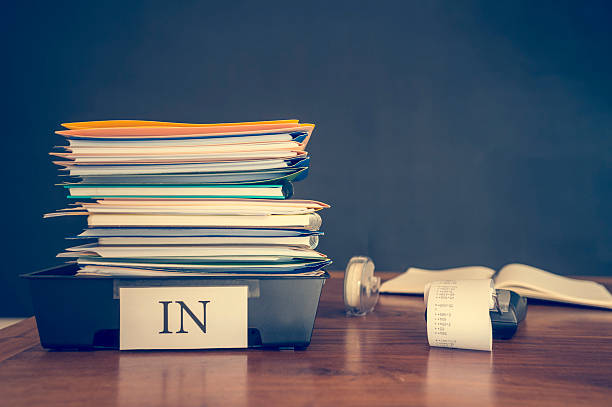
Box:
[77, 265, 325, 277]
[66, 133, 294, 147]
[96, 235, 317, 248]
[494, 263, 612, 309]
[62, 244, 326, 259]
[380, 266, 496, 294]
[59, 151, 301, 164]
[75, 258, 330, 271]
[90, 198, 328, 208]
[85, 213, 321, 229]
[76, 228, 322, 238]
[63, 159, 291, 175]
[59, 141, 303, 155]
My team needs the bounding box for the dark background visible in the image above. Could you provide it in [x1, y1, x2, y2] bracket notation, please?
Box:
[2, 1, 611, 316]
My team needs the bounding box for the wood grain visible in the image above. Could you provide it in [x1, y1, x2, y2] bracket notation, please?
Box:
[0, 272, 611, 407]
[0, 318, 40, 363]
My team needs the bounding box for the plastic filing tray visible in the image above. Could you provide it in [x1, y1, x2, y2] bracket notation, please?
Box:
[22, 264, 329, 350]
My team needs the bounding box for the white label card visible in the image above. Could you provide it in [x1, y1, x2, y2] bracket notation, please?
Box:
[120, 286, 248, 350]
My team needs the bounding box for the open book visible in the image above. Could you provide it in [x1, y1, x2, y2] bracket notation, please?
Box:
[380, 263, 612, 309]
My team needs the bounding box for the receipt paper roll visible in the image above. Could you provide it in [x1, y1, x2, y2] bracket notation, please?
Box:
[426, 279, 494, 352]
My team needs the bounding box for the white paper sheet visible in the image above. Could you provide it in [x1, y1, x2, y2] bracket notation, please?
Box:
[426, 279, 493, 352]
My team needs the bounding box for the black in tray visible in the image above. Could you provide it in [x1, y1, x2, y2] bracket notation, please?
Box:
[22, 264, 329, 350]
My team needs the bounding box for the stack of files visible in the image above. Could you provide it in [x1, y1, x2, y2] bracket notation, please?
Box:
[47, 119, 331, 277]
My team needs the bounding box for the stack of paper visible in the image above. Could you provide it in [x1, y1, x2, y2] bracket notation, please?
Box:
[46, 119, 331, 277]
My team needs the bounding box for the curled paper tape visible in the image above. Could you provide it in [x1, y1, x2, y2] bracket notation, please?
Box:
[344, 256, 380, 316]
[425, 279, 494, 351]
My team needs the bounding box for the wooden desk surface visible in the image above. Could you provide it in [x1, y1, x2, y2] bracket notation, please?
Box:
[1, 272, 611, 406]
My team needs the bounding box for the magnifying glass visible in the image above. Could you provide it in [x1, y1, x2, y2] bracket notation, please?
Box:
[343, 256, 380, 316]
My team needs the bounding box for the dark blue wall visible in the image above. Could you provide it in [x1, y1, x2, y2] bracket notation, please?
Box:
[2, 1, 611, 315]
